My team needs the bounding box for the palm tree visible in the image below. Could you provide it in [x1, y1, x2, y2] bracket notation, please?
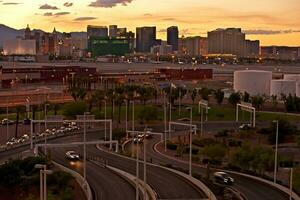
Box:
[107, 89, 116, 121]
[115, 86, 125, 124]
[31, 105, 38, 133]
[138, 86, 155, 107]
[198, 87, 211, 101]
[15, 105, 25, 138]
[214, 89, 225, 105]
[189, 89, 197, 105]
[271, 95, 278, 110]
[93, 90, 105, 111]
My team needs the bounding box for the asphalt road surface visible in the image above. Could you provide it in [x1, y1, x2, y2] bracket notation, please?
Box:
[0, 127, 292, 200]
[0, 131, 207, 200]
[50, 133, 207, 200]
[142, 133, 290, 200]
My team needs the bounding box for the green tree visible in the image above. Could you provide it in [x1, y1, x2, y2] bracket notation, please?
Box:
[62, 101, 87, 119]
[201, 144, 226, 165]
[199, 87, 211, 101]
[228, 92, 241, 106]
[138, 105, 159, 123]
[15, 105, 25, 138]
[251, 95, 265, 109]
[71, 88, 87, 101]
[189, 89, 198, 105]
[214, 89, 224, 105]
[243, 92, 250, 102]
[268, 119, 298, 144]
[271, 95, 278, 109]
[232, 144, 274, 175]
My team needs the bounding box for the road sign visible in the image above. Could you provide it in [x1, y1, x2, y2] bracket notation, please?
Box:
[241, 102, 253, 112]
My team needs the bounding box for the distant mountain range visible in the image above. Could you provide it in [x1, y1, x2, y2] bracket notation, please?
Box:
[0, 24, 87, 48]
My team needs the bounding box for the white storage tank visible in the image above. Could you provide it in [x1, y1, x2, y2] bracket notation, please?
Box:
[270, 80, 296, 97]
[284, 74, 300, 82]
[234, 70, 272, 96]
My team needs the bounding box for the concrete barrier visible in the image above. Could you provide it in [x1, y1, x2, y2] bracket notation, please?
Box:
[154, 141, 300, 200]
[224, 170, 300, 200]
[96, 144, 216, 200]
[91, 160, 157, 200]
[159, 165, 217, 200]
[52, 161, 92, 200]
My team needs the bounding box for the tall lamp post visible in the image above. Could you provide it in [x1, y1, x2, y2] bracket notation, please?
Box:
[273, 120, 279, 183]
[164, 92, 167, 152]
[186, 107, 193, 176]
[83, 112, 90, 181]
[103, 98, 107, 141]
[35, 164, 53, 200]
[44, 103, 49, 155]
[131, 100, 135, 157]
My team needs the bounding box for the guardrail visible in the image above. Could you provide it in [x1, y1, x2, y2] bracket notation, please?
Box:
[52, 161, 92, 200]
[224, 170, 300, 200]
[154, 140, 300, 200]
[228, 186, 248, 200]
[159, 165, 217, 200]
[90, 159, 157, 200]
[96, 144, 216, 200]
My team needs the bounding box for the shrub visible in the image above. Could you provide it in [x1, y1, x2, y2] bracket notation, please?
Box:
[62, 101, 87, 119]
[166, 141, 177, 150]
[192, 138, 216, 147]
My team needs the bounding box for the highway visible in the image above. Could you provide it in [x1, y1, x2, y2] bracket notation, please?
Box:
[0, 132, 207, 200]
[56, 133, 207, 199]
[0, 126, 293, 200]
[141, 132, 290, 200]
[48, 136, 137, 200]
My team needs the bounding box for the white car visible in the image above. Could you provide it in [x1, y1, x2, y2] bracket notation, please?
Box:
[239, 124, 252, 130]
[214, 172, 234, 185]
[21, 134, 30, 140]
[66, 151, 80, 160]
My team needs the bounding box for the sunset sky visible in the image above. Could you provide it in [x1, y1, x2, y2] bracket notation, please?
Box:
[1, 0, 300, 46]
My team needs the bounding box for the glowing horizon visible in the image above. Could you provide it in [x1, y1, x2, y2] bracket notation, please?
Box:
[1, 0, 300, 46]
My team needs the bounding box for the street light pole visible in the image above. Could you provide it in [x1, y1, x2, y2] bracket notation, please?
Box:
[103, 99, 107, 141]
[186, 107, 193, 176]
[44, 103, 49, 155]
[136, 133, 139, 200]
[164, 93, 167, 152]
[40, 169, 43, 200]
[273, 120, 279, 183]
[131, 100, 135, 157]
[143, 130, 148, 199]
[125, 100, 128, 138]
[83, 112, 89, 181]
[290, 168, 293, 200]
[35, 164, 52, 200]
[200, 107, 203, 136]
[6, 97, 9, 141]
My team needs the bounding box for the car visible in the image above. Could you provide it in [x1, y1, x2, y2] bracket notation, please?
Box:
[23, 118, 31, 125]
[214, 172, 234, 185]
[17, 138, 25, 143]
[21, 134, 30, 140]
[65, 127, 72, 132]
[239, 123, 252, 130]
[178, 118, 190, 122]
[70, 126, 80, 131]
[6, 141, 14, 146]
[66, 151, 80, 160]
[1, 118, 14, 125]
[133, 134, 144, 143]
[70, 122, 77, 126]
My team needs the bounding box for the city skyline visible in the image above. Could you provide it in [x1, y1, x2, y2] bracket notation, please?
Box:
[0, 0, 300, 46]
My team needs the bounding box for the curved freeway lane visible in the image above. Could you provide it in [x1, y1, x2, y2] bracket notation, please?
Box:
[0, 132, 207, 200]
[143, 135, 289, 200]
